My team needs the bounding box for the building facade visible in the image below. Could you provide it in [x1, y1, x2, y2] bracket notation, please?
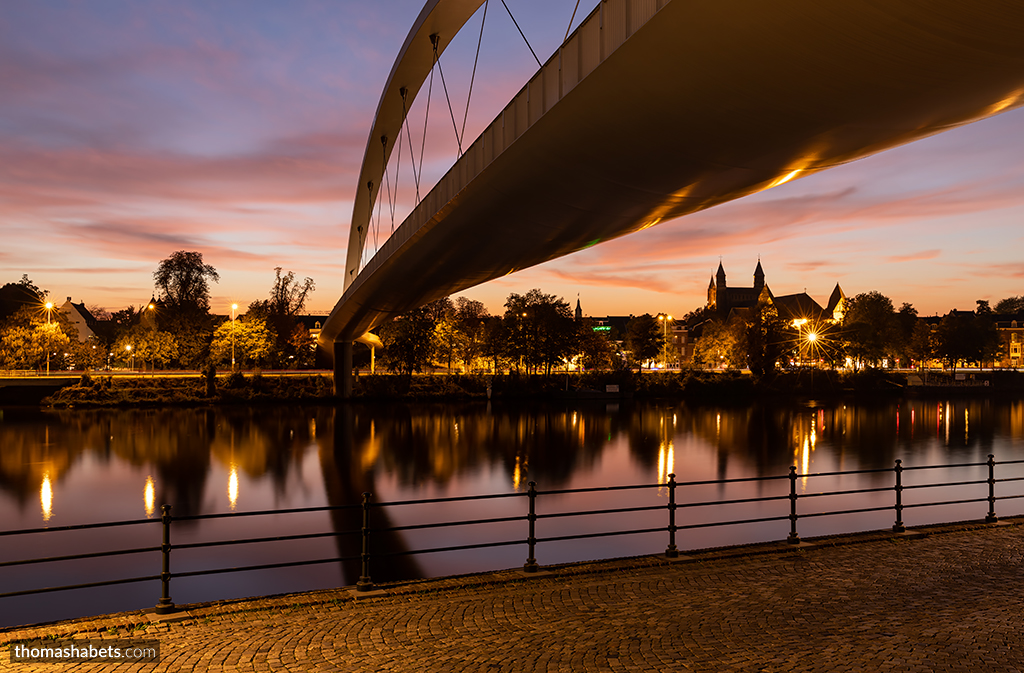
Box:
[706, 261, 845, 325]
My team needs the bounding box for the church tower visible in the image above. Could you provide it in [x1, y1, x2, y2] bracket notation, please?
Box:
[707, 276, 716, 310]
[753, 259, 765, 294]
[715, 262, 727, 315]
[575, 297, 582, 321]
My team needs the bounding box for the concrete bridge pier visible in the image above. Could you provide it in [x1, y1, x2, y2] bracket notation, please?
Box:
[333, 341, 353, 399]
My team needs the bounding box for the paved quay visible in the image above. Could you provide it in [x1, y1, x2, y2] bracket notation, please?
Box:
[4, 519, 1024, 672]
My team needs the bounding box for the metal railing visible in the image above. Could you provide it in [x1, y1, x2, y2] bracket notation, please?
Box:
[2, 455, 1023, 615]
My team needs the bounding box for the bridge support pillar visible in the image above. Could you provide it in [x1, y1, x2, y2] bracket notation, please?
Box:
[334, 341, 353, 399]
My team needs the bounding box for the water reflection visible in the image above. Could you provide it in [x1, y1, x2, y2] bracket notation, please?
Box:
[3, 400, 1024, 524]
[144, 476, 155, 518]
[40, 472, 52, 522]
[2, 398, 1024, 627]
[228, 465, 239, 511]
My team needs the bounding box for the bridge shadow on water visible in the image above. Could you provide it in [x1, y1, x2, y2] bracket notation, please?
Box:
[321, 405, 423, 585]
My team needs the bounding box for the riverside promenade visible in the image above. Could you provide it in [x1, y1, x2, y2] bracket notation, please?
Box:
[3, 519, 1024, 672]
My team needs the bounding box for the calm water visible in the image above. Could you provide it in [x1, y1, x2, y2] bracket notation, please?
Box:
[2, 398, 1024, 627]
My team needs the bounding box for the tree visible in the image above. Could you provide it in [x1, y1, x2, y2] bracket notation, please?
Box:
[154, 251, 219, 312]
[430, 299, 459, 373]
[892, 302, 919, 368]
[693, 320, 742, 369]
[0, 302, 75, 370]
[247, 268, 316, 366]
[934, 311, 1000, 371]
[152, 252, 219, 368]
[578, 321, 615, 370]
[843, 291, 899, 367]
[502, 290, 578, 375]
[453, 297, 489, 372]
[210, 316, 274, 368]
[266, 267, 315, 317]
[907, 322, 935, 370]
[287, 324, 317, 368]
[109, 306, 139, 329]
[378, 307, 438, 375]
[625, 314, 662, 369]
[744, 300, 786, 377]
[481, 317, 509, 373]
[995, 296, 1024, 314]
[114, 326, 179, 371]
[0, 275, 46, 325]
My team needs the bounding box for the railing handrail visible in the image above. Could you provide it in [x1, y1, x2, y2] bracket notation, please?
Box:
[1, 454, 1021, 619]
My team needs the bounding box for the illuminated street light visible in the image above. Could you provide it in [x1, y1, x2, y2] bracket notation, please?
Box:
[125, 344, 134, 372]
[657, 313, 674, 369]
[44, 301, 54, 376]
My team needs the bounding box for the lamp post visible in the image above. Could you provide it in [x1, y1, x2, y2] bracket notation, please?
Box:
[125, 344, 133, 372]
[657, 313, 673, 369]
[44, 302, 54, 376]
[231, 304, 238, 370]
[792, 318, 809, 365]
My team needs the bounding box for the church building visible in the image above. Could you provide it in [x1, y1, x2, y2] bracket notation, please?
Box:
[706, 261, 846, 325]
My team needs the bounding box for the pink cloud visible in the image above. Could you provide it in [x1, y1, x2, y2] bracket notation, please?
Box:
[543, 268, 676, 293]
[885, 250, 942, 263]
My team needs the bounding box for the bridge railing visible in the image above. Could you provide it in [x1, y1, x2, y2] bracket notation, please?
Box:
[2, 455, 1023, 617]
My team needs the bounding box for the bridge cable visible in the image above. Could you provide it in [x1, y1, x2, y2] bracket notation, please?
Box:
[564, 0, 581, 42]
[373, 155, 383, 252]
[384, 125, 402, 234]
[500, 0, 541, 67]
[363, 180, 375, 270]
[417, 45, 437, 205]
[432, 35, 464, 157]
[400, 88, 421, 204]
[381, 135, 399, 237]
[461, 0, 489, 145]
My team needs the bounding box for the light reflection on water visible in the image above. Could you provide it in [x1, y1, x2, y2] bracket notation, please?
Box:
[1, 398, 1023, 627]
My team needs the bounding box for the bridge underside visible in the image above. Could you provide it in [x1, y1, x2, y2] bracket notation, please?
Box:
[321, 0, 1024, 346]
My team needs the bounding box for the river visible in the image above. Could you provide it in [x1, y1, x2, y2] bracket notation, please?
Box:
[2, 397, 1023, 627]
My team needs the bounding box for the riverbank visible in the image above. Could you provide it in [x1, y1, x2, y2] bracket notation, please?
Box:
[3, 519, 1023, 672]
[32, 368, 1024, 407]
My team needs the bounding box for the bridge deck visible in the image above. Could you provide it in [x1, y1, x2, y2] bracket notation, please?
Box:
[322, 0, 1024, 345]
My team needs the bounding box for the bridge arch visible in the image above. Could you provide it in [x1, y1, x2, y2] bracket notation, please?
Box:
[346, 0, 487, 292]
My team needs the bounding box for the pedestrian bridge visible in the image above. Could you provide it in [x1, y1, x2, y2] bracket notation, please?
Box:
[320, 0, 1024, 373]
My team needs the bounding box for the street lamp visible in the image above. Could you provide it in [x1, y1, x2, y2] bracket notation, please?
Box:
[44, 302, 54, 375]
[657, 313, 673, 369]
[231, 304, 238, 370]
[125, 344, 133, 372]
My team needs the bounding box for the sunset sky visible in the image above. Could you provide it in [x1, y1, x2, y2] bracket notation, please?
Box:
[2, 1, 1023, 321]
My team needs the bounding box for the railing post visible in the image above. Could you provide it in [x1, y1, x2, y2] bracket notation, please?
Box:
[356, 492, 374, 591]
[154, 504, 175, 614]
[893, 459, 905, 533]
[986, 454, 999, 523]
[787, 466, 800, 544]
[665, 473, 679, 558]
[523, 481, 539, 572]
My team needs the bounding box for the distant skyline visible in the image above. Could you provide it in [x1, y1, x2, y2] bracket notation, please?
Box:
[2, 1, 1022, 321]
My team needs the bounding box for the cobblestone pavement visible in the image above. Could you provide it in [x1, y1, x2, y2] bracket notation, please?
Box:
[4, 520, 1024, 672]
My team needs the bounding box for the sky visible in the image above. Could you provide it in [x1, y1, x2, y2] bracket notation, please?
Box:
[2, 1, 1023, 321]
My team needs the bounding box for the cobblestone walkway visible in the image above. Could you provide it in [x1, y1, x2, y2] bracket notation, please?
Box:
[4, 520, 1024, 672]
